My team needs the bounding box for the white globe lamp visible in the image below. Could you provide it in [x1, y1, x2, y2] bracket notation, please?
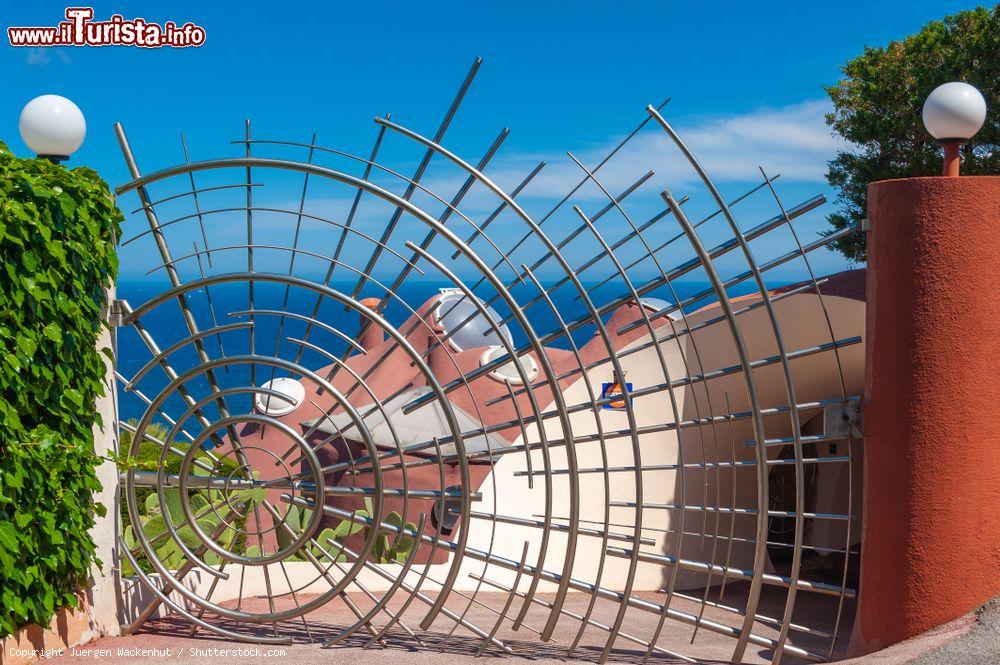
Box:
[922, 82, 987, 177]
[18, 95, 86, 163]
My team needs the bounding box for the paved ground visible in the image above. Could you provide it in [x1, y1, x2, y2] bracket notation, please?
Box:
[43, 588, 1000, 663]
[46, 587, 852, 664]
[912, 597, 1000, 665]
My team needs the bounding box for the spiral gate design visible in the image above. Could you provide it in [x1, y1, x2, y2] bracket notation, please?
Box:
[112, 58, 864, 662]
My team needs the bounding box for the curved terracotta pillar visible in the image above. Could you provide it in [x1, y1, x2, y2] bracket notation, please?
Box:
[851, 176, 1000, 654]
[358, 296, 385, 351]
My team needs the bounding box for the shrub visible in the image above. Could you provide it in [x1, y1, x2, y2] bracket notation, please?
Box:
[117, 420, 248, 573]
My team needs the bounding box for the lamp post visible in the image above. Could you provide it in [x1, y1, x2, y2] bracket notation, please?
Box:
[922, 82, 987, 177]
[18, 94, 86, 163]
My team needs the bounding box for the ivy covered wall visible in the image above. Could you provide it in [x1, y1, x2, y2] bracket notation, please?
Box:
[0, 142, 122, 637]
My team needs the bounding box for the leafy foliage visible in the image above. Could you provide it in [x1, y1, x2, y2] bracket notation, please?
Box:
[121, 488, 238, 575]
[117, 420, 249, 574]
[311, 498, 416, 565]
[0, 143, 121, 637]
[825, 6, 1000, 261]
[250, 499, 416, 565]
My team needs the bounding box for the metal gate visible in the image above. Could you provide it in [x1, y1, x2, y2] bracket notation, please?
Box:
[110, 58, 864, 662]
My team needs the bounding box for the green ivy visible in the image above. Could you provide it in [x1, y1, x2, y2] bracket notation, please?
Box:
[0, 141, 121, 637]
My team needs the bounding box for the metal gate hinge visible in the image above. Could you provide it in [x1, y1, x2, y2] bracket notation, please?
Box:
[824, 401, 863, 439]
[105, 299, 129, 327]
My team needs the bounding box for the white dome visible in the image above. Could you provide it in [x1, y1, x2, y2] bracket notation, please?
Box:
[254, 377, 305, 417]
[19, 95, 86, 158]
[435, 289, 512, 352]
[922, 82, 987, 141]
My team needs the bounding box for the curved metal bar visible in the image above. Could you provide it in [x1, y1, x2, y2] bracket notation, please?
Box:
[404, 244, 559, 632]
[128, 182, 263, 214]
[648, 107, 808, 663]
[660, 189, 779, 661]
[372, 118, 584, 638]
[124, 354, 383, 624]
[475, 540, 531, 656]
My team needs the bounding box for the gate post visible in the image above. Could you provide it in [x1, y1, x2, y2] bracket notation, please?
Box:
[86, 285, 122, 637]
[851, 176, 1000, 653]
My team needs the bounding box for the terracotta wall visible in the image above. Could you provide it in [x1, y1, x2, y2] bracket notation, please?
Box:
[852, 176, 1000, 653]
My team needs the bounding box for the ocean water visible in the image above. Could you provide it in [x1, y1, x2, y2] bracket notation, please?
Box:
[113, 277, 758, 428]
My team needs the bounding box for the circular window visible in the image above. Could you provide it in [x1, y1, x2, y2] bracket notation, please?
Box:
[435, 289, 513, 352]
[479, 346, 539, 384]
[254, 377, 305, 417]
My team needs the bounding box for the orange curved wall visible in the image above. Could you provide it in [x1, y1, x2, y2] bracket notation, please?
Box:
[851, 176, 1000, 653]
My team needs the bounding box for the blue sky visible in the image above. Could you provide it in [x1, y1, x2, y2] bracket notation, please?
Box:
[1, 1, 986, 282]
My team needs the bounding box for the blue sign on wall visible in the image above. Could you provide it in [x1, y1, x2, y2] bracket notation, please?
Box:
[600, 381, 632, 411]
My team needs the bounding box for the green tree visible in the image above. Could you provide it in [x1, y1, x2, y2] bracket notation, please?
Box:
[825, 5, 1000, 262]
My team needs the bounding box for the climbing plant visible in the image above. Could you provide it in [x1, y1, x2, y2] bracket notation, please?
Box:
[0, 142, 122, 637]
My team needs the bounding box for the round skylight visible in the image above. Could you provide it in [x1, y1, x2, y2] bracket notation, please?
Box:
[436, 289, 513, 352]
[254, 377, 305, 417]
[479, 346, 539, 384]
[639, 297, 683, 320]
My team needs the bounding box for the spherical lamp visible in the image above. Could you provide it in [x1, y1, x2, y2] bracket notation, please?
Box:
[18, 95, 86, 163]
[922, 82, 987, 177]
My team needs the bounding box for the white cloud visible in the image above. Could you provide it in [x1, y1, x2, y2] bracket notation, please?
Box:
[123, 99, 844, 273]
[420, 99, 844, 210]
[25, 48, 50, 66]
[24, 48, 71, 66]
